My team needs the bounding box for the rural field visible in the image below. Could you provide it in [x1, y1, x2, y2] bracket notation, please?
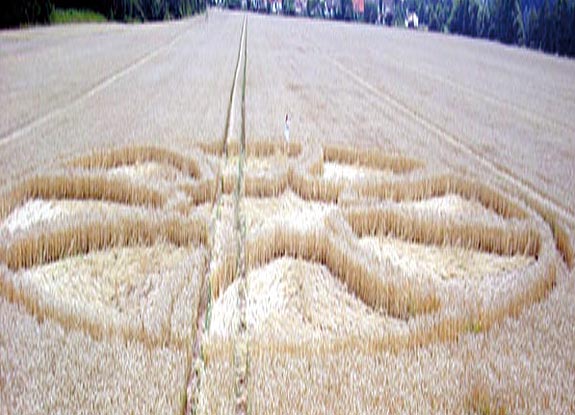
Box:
[1, 9, 575, 414]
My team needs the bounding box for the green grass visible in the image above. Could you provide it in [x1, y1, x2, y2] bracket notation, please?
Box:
[50, 8, 107, 24]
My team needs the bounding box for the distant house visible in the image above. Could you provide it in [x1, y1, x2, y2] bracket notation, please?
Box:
[380, 0, 393, 25]
[381, 0, 393, 15]
[268, 0, 282, 12]
[294, 0, 306, 14]
[352, 0, 364, 15]
[405, 11, 418, 28]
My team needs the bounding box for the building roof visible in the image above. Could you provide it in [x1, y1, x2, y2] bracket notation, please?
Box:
[352, 0, 364, 13]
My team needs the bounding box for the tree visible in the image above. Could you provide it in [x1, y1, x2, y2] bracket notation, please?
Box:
[539, 0, 555, 52]
[138, 0, 168, 20]
[384, 9, 394, 24]
[393, 0, 406, 24]
[467, 0, 479, 36]
[307, 0, 321, 15]
[448, 0, 464, 33]
[525, 6, 540, 48]
[364, 0, 378, 22]
[555, 0, 571, 55]
[418, 0, 427, 26]
[1, 0, 52, 27]
[428, 3, 441, 30]
[341, 0, 353, 19]
[282, 0, 295, 14]
[571, 2, 575, 56]
[514, 0, 525, 45]
[492, 0, 516, 44]
[439, 0, 453, 30]
[447, 0, 479, 36]
[476, 3, 491, 37]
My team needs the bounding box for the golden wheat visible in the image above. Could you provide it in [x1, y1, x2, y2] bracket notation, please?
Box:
[202, 160, 558, 365]
[0, 209, 207, 270]
[0, 172, 167, 222]
[0, 138, 562, 413]
[69, 145, 203, 179]
[323, 144, 423, 173]
[1, 246, 205, 346]
[2, 12, 569, 414]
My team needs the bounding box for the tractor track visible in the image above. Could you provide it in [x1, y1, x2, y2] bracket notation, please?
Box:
[186, 15, 248, 415]
[325, 54, 575, 236]
[233, 16, 249, 415]
[0, 22, 193, 148]
[413, 60, 575, 137]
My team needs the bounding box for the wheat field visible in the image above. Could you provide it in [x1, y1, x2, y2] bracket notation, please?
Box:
[1, 9, 574, 415]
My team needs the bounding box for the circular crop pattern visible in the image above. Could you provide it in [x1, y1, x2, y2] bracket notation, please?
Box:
[0, 139, 562, 355]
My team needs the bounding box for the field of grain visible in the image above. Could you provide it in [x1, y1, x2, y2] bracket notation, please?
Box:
[1, 9, 574, 414]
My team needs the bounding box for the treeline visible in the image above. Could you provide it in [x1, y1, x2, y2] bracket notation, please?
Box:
[236, 0, 574, 57]
[1, 0, 206, 28]
[398, 0, 575, 56]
